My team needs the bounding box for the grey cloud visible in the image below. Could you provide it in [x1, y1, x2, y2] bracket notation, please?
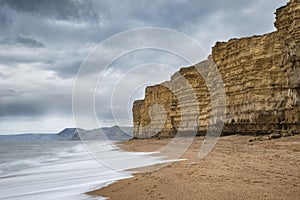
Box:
[0, 94, 72, 117]
[0, 100, 47, 117]
[72, 47, 190, 80]
[107, 0, 261, 29]
[0, 72, 8, 78]
[121, 0, 255, 28]
[0, 55, 42, 65]
[0, 0, 100, 22]
[15, 36, 45, 48]
[0, 89, 19, 97]
[0, 36, 45, 48]
[0, 13, 11, 28]
[52, 60, 83, 78]
[82, 0, 286, 50]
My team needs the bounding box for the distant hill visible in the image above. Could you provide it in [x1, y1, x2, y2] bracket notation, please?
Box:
[54, 128, 85, 141]
[99, 126, 133, 141]
[0, 126, 133, 141]
[57, 126, 132, 141]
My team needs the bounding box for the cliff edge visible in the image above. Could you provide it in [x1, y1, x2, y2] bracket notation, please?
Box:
[133, 0, 300, 138]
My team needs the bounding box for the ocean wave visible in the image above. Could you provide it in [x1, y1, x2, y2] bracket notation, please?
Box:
[0, 140, 170, 200]
[0, 159, 42, 174]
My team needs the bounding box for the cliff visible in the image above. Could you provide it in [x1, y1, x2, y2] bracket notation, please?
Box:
[133, 0, 300, 138]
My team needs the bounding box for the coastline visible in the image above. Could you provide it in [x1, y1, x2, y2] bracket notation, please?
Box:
[87, 135, 300, 200]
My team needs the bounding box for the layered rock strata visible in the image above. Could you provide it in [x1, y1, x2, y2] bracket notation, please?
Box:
[133, 0, 300, 138]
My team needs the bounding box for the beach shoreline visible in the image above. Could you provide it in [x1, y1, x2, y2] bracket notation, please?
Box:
[87, 135, 300, 200]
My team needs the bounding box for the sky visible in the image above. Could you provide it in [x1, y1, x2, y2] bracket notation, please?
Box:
[0, 0, 288, 134]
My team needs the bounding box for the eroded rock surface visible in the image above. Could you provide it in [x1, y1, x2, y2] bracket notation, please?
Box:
[133, 0, 300, 138]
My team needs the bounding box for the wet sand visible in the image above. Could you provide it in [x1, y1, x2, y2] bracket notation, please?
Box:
[88, 135, 300, 200]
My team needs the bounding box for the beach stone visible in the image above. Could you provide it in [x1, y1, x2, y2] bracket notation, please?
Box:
[189, 162, 197, 166]
[268, 133, 283, 140]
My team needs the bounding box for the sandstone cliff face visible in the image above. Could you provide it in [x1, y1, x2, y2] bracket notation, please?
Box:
[133, 0, 300, 138]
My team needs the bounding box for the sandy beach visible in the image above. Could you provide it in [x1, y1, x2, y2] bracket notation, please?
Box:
[88, 135, 300, 200]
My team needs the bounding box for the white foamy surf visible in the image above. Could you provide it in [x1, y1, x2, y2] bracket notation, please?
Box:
[0, 141, 169, 200]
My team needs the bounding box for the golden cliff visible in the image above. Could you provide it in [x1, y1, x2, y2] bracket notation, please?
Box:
[133, 0, 300, 138]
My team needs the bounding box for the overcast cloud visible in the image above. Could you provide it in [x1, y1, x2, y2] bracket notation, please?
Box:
[0, 0, 287, 133]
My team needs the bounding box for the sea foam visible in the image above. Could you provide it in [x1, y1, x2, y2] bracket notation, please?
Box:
[0, 141, 168, 200]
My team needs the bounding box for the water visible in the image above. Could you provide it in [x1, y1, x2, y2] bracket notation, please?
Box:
[0, 141, 167, 200]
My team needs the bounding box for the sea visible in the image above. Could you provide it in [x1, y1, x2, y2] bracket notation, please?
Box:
[0, 140, 167, 200]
